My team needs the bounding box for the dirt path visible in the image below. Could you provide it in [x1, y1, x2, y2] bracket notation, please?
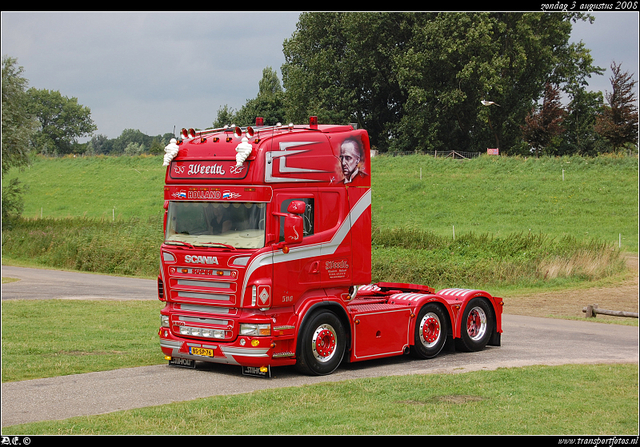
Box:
[505, 254, 638, 322]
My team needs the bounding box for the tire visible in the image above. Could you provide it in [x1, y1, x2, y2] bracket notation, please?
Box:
[410, 303, 448, 359]
[295, 310, 346, 376]
[455, 298, 494, 352]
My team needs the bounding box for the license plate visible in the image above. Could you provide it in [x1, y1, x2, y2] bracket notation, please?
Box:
[189, 346, 215, 357]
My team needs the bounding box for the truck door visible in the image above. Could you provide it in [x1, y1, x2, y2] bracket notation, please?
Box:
[271, 192, 323, 307]
[318, 189, 353, 289]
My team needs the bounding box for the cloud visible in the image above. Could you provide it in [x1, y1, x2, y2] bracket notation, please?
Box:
[3, 11, 637, 140]
[2, 11, 301, 138]
[570, 12, 639, 96]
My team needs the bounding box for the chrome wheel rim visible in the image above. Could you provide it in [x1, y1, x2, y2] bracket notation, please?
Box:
[312, 324, 337, 362]
[466, 307, 487, 341]
[419, 312, 441, 348]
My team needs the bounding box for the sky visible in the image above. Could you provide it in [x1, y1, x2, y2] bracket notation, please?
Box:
[2, 11, 638, 142]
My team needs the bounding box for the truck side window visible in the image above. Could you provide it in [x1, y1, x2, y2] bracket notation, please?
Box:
[279, 198, 314, 242]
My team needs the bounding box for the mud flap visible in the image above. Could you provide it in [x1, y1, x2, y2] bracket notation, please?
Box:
[444, 335, 456, 353]
[489, 331, 502, 346]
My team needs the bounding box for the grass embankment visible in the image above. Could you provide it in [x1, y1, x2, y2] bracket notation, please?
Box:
[2, 216, 161, 278]
[372, 154, 638, 252]
[1, 216, 628, 291]
[2, 154, 637, 291]
[5, 153, 638, 249]
[7, 154, 164, 221]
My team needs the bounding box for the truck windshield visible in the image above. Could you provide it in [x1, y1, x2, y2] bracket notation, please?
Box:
[165, 202, 266, 249]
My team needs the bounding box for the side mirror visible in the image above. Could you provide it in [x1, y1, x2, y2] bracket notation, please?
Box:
[287, 200, 306, 215]
[273, 200, 307, 250]
[283, 214, 303, 244]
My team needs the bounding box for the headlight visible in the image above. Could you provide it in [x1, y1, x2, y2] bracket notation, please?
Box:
[161, 314, 170, 327]
[240, 323, 271, 337]
[179, 326, 227, 339]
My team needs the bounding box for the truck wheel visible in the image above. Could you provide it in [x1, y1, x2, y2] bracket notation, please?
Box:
[295, 310, 346, 376]
[411, 303, 448, 359]
[456, 298, 494, 352]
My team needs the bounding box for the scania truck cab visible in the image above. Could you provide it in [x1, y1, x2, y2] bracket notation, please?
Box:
[158, 118, 503, 376]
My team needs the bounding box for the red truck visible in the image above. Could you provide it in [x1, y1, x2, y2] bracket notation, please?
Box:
[158, 117, 503, 377]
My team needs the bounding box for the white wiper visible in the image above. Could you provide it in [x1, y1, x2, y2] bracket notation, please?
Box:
[193, 242, 236, 250]
[164, 240, 194, 249]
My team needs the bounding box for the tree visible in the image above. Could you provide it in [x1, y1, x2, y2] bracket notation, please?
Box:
[282, 12, 353, 126]
[27, 88, 97, 155]
[553, 34, 606, 156]
[2, 56, 38, 227]
[214, 67, 287, 127]
[258, 66, 283, 97]
[87, 130, 171, 156]
[235, 67, 286, 126]
[595, 61, 638, 152]
[394, 13, 506, 152]
[87, 134, 114, 155]
[283, 12, 414, 150]
[2, 56, 36, 175]
[396, 12, 599, 154]
[281, 12, 602, 154]
[149, 138, 165, 155]
[212, 104, 237, 128]
[124, 142, 145, 156]
[559, 88, 606, 156]
[111, 128, 148, 155]
[521, 82, 567, 156]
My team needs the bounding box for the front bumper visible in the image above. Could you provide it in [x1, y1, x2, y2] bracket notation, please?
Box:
[158, 327, 296, 368]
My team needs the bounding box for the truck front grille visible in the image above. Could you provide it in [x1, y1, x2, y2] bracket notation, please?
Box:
[165, 262, 242, 341]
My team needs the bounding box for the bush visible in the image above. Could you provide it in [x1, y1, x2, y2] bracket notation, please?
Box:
[2, 216, 163, 277]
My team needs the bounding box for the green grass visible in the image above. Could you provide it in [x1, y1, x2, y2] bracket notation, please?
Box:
[4, 154, 165, 221]
[2, 216, 628, 290]
[4, 153, 637, 251]
[372, 154, 638, 252]
[2, 154, 636, 290]
[2, 215, 162, 278]
[1, 299, 164, 383]
[371, 228, 627, 292]
[1, 154, 637, 435]
[2, 364, 637, 435]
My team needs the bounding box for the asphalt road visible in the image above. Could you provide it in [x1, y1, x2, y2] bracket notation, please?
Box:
[1, 265, 157, 301]
[2, 265, 638, 427]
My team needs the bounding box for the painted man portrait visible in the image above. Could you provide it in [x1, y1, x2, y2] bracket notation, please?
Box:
[339, 137, 367, 184]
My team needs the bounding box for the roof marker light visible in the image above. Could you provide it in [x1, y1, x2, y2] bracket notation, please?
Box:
[309, 116, 318, 129]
